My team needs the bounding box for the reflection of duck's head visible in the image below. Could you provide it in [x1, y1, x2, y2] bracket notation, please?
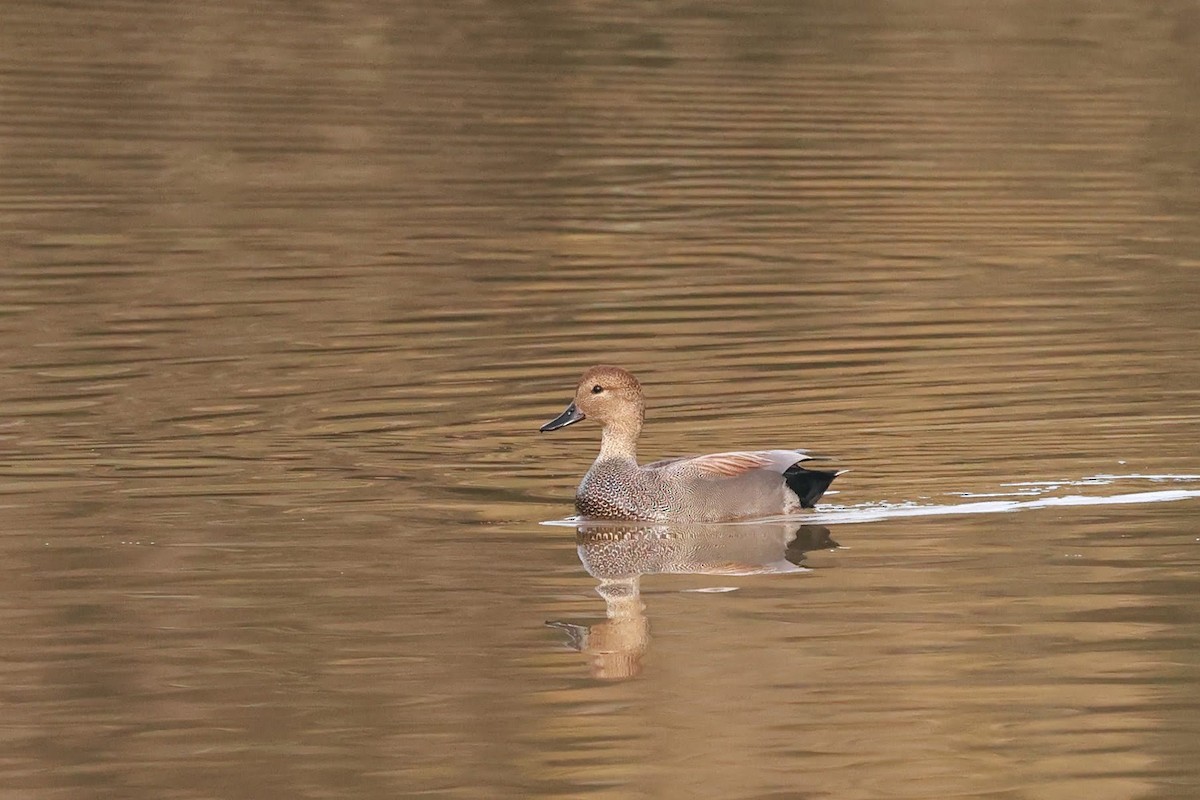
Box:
[549, 522, 838, 680]
[548, 577, 649, 680]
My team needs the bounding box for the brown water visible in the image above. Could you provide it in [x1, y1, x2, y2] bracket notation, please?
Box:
[3, 2, 1200, 798]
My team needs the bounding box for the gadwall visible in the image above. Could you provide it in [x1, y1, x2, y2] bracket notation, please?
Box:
[540, 366, 843, 522]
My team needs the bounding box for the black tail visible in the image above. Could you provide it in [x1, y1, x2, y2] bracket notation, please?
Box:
[783, 466, 842, 508]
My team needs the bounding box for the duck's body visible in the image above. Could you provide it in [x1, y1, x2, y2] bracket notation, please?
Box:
[541, 366, 842, 523]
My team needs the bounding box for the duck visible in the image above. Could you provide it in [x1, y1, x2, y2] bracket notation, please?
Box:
[540, 365, 843, 522]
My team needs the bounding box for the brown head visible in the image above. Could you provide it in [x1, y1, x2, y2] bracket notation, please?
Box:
[540, 366, 645, 454]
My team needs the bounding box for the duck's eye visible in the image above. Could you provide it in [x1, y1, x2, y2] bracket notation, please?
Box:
[591, 384, 603, 394]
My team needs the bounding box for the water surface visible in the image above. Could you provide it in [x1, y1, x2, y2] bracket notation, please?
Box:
[2, 2, 1200, 798]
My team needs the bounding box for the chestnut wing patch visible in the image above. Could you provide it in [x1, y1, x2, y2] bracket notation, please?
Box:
[689, 451, 778, 477]
[645, 450, 811, 477]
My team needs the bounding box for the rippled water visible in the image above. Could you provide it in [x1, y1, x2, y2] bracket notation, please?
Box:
[3, 2, 1200, 798]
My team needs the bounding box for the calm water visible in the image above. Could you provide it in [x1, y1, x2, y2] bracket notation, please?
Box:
[2, 2, 1200, 798]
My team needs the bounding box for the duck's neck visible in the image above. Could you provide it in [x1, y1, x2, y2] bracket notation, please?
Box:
[597, 419, 641, 462]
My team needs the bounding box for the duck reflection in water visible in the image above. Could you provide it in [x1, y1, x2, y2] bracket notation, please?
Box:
[547, 522, 838, 680]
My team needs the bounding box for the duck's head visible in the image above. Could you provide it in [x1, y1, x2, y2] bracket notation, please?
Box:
[540, 365, 645, 433]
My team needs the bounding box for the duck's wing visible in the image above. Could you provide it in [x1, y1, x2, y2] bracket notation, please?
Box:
[646, 449, 812, 477]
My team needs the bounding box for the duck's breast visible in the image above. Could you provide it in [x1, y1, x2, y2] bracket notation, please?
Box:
[576, 459, 670, 521]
